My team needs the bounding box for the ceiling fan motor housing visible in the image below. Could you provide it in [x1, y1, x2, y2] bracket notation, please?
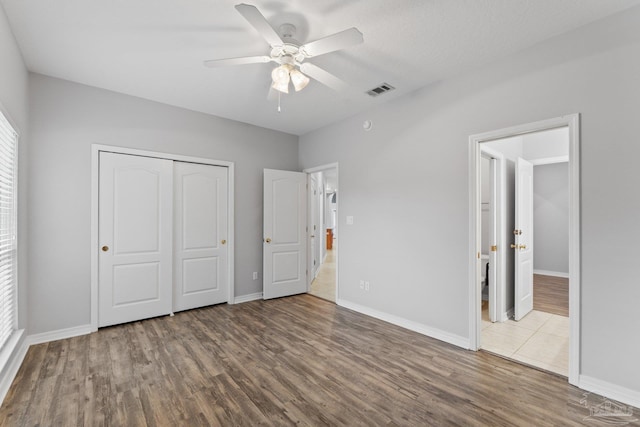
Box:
[271, 24, 306, 64]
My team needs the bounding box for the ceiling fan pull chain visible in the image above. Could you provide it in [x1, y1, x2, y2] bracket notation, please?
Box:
[278, 91, 282, 113]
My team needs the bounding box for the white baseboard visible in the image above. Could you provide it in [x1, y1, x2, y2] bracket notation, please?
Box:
[579, 375, 640, 409]
[0, 331, 28, 405]
[534, 269, 569, 278]
[337, 299, 470, 349]
[26, 324, 93, 346]
[233, 292, 263, 304]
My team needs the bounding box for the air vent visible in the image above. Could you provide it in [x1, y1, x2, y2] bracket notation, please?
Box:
[366, 83, 395, 97]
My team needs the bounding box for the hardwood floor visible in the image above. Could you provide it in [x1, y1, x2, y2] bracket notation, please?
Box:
[533, 274, 569, 317]
[1, 295, 637, 426]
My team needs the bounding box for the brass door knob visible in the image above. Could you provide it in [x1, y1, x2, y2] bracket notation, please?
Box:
[519, 244, 527, 250]
[510, 244, 517, 249]
[221, 239, 226, 245]
[101, 245, 109, 252]
[265, 238, 271, 243]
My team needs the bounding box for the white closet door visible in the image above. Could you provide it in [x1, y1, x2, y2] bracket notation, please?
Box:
[173, 162, 228, 312]
[99, 152, 173, 327]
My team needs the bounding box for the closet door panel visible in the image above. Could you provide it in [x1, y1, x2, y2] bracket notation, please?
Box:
[174, 162, 228, 311]
[98, 152, 173, 327]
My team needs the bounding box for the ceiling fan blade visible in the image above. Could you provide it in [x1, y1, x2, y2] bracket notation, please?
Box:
[203, 55, 271, 68]
[301, 27, 363, 57]
[299, 63, 349, 93]
[235, 3, 283, 47]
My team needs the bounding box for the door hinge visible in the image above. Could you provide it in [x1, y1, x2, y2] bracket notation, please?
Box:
[477, 252, 480, 259]
[491, 245, 497, 252]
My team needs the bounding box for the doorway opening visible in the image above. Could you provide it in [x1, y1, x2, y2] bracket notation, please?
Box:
[304, 164, 339, 303]
[469, 114, 580, 385]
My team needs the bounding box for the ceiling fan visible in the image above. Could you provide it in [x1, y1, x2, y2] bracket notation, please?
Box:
[203, 3, 364, 95]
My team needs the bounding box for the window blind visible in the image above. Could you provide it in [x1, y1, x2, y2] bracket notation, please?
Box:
[0, 111, 17, 351]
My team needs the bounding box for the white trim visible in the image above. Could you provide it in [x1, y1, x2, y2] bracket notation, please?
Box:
[0, 331, 27, 405]
[91, 144, 236, 329]
[26, 324, 93, 346]
[469, 114, 580, 386]
[337, 299, 470, 349]
[303, 162, 339, 174]
[0, 100, 22, 138]
[579, 375, 640, 409]
[227, 163, 236, 305]
[533, 269, 569, 278]
[567, 113, 581, 386]
[530, 155, 569, 165]
[233, 292, 263, 304]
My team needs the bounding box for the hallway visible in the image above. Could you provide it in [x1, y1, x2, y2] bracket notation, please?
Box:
[309, 248, 336, 302]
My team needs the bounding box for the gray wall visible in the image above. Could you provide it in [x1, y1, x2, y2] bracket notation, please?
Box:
[299, 6, 640, 393]
[0, 1, 29, 378]
[28, 74, 298, 334]
[534, 163, 569, 274]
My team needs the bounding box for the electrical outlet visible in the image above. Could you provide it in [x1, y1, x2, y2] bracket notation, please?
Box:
[365, 281, 370, 291]
[359, 280, 365, 289]
[253, 272, 258, 280]
[346, 216, 354, 225]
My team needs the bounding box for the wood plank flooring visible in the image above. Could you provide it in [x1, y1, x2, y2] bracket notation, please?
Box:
[533, 274, 569, 317]
[1, 295, 637, 426]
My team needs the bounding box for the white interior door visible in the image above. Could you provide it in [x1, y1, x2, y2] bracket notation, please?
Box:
[263, 169, 307, 299]
[173, 162, 228, 312]
[99, 152, 173, 327]
[310, 173, 321, 278]
[514, 157, 534, 320]
[488, 158, 498, 322]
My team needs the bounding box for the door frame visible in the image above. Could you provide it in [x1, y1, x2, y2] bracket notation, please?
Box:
[303, 163, 339, 300]
[90, 144, 235, 332]
[468, 114, 580, 385]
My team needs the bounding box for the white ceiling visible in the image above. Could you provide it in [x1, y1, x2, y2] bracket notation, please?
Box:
[2, 0, 639, 135]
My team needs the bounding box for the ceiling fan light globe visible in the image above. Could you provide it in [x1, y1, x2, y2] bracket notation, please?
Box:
[290, 69, 310, 92]
[271, 65, 290, 84]
[272, 79, 289, 94]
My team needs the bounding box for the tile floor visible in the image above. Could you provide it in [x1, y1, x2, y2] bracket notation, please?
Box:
[481, 305, 569, 376]
[309, 248, 336, 302]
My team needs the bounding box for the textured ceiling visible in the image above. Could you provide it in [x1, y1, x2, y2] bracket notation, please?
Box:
[2, 0, 639, 135]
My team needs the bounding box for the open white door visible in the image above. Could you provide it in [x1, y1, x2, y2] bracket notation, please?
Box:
[263, 169, 307, 299]
[514, 157, 534, 320]
[309, 173, 320, 279]
[99, 152, 173, 327]
[488, 158, 498, 322]
[173, 162, 228, 312]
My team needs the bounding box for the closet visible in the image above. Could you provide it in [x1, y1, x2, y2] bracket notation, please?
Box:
[98, 152, 229, 327]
